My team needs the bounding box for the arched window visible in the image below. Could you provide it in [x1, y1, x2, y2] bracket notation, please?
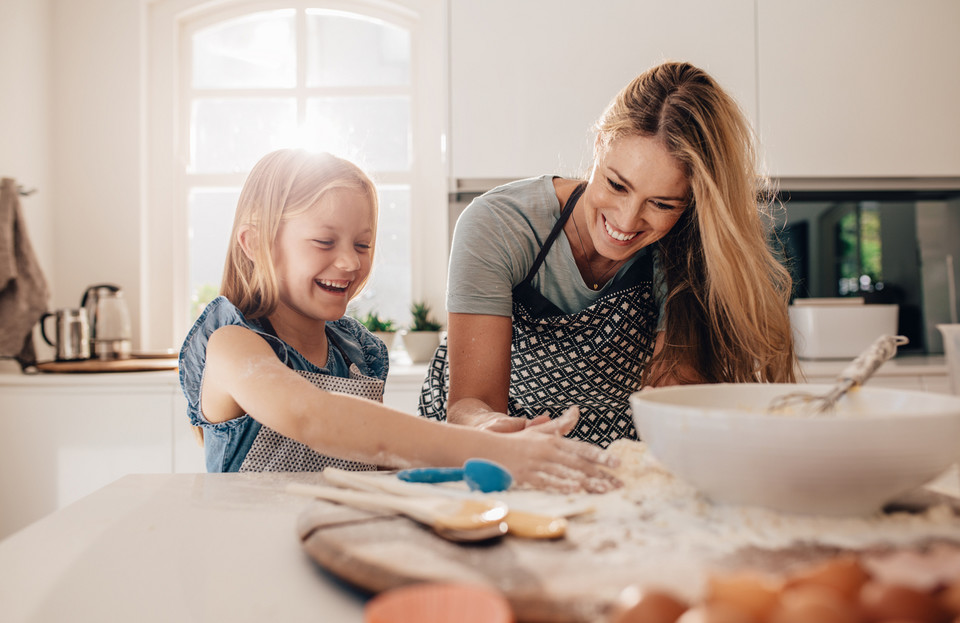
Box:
[146, 0, 446, 348]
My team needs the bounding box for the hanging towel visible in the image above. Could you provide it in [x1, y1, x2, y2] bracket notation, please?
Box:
[0, 178, 50, 368]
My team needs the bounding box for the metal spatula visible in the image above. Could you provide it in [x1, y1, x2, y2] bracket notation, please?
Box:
[768, 334, 909, 415]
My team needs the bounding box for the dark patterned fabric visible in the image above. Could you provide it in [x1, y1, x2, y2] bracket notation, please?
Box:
[419, 183, 660, 448]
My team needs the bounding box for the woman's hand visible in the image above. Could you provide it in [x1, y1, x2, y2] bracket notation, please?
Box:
[491, 407, 623, 494]
[459, 408, 562, 433]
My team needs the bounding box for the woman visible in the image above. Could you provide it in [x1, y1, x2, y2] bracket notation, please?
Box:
[419, 61, 797, 447]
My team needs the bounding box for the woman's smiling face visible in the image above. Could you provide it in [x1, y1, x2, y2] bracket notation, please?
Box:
[582, 134, 690, 260]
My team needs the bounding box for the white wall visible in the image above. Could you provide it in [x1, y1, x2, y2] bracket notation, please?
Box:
[0, 0, 53, 296]
[50, 0, 145, 345]
[0, 0, 147, 354]
[0, 0, 54, 369]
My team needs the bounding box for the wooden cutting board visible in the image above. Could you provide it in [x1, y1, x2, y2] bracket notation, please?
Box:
[35, 356, 178, 373]
[297, 488, 960, 623]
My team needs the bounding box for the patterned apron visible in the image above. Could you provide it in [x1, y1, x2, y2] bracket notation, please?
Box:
[419, 184, 660, 448]
[239, 334, 384, 472]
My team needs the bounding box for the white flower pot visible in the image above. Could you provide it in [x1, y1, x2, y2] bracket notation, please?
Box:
[402, 331, 441, 363]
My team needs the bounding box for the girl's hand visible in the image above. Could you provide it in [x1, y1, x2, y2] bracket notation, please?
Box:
[499, 407, 623, 494]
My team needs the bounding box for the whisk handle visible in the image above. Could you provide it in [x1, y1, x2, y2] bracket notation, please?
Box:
[836, 335, 909, 387]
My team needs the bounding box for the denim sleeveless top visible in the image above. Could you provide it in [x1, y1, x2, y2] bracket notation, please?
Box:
[179, 296, 389, 472]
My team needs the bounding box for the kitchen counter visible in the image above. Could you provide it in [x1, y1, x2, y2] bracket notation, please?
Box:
[0, 355, 946, 387]
[3, 465, 959, 623]
[799, 353, 948, 378]
[0, 472, 368, 623]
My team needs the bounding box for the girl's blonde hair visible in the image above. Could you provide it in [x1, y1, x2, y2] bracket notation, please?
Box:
[221, 149, 379, 319]
[596, 61, 796, 384]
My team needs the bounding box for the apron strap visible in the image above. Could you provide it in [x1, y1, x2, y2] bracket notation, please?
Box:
[259, 317, 355, 369]
[517, 181, 586, 288]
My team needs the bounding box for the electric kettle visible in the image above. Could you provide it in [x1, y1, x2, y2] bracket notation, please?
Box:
[81, 283, 132, 360]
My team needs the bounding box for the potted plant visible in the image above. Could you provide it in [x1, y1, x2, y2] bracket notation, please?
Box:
[357, 310, 397, 349]
[402, 301, 443, 363]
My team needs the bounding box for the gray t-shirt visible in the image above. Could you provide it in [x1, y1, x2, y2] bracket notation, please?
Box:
[447, 175, 662, 318]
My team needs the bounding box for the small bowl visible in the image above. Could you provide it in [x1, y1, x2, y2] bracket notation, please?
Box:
[364, 582, 513, 623]
[630, 384, 960, 516]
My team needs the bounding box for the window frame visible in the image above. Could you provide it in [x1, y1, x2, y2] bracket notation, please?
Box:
[145, 0, 448, 349]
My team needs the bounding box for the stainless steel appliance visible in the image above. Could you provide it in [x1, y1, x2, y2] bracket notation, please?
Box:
[81, 284, 132, 360]
[39, 308, 91, 361]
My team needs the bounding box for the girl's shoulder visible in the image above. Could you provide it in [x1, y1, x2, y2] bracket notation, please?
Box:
[180, 297, 289, 370]
[327, 316, 389, 381]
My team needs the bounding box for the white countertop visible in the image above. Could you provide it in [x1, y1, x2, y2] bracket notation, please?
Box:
[0, 356, 946, 388]
[3, 467, 958, 623]
[0, 473, 368, 623]
[799, 353, 948, 378]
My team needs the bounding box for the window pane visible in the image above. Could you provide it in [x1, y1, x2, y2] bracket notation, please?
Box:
[305, 11, 410, 87]
[350, 185, 411, 325]
[191, 98, 297, 173]
[192, 10, 296, 89]
[304, 97, 410, 171]
[189, 188, 241, 321]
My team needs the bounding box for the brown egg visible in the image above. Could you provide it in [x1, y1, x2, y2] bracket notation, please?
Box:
[706, 572, 781, 622]
[939, 578, 960, 615]
[675, 602, 757, 623]
[768, 584, 863, 623]
[787, 556, 871, 600]
[859, 582, 950, 623]
[613, 590, 689, 623]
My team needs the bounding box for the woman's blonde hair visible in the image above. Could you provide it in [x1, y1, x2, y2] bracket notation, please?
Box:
[221, 149, 379, 319]
[596, 61, 796, 384]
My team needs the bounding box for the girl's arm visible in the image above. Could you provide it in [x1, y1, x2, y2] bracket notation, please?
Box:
[445, 312, 531, 432]
[202, 325, 619, 491]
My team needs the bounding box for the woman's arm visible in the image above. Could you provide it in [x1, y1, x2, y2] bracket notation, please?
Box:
[202, 325, 619, 491]
[445, 312, 531, 432]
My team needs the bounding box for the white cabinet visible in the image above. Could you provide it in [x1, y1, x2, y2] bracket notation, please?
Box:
[0, 367, 423, 541]
[449, 0, 960, 181]
[383, 364, 427, 414]
[449, 0, 757, 180]
[757, 0, 960, 178]
[0, 372, 204, 541]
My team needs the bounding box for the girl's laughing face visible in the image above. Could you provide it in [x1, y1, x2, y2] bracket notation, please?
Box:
[272, 188, 374, 323]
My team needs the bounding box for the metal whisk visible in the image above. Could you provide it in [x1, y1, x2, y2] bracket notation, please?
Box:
[768, 335, 909, 415]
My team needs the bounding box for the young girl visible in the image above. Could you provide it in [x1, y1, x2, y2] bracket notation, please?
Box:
[179, 149, 619, 492]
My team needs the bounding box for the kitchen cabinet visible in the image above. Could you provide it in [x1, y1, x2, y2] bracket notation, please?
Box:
[0, 357, 949, 541]
[449, 0, 960, 181]
[383, 363, 427, 414]
[0, 367, 423, 542]
[449, 0, 757, 180]
[0, 371, 202, 541]
[757, 0, 960, 178]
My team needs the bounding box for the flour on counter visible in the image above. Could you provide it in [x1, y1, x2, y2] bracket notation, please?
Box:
[570, 439, 960, 559]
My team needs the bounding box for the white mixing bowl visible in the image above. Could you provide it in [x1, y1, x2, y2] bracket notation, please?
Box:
[630, 384, 960, 516]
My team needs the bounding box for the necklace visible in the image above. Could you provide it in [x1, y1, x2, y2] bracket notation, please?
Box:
[571, 210, 624, 290]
